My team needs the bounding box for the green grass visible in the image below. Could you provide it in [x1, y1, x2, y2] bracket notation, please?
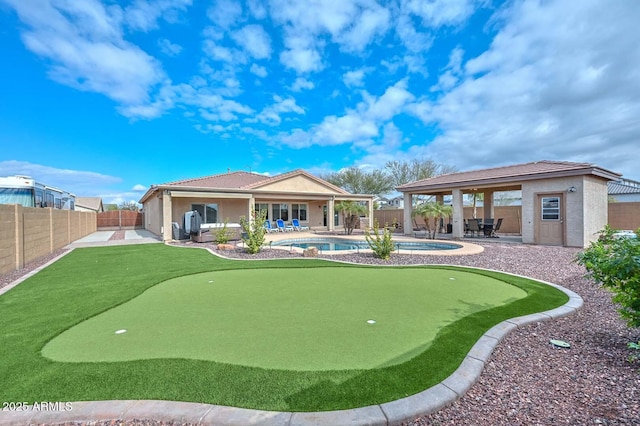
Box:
[42, 268, 526, 370]
[0, 244, 568, 411]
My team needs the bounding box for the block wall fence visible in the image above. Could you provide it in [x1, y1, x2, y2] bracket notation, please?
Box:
[0, 204, 96, 275]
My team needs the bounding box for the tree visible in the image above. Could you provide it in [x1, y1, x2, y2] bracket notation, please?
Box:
[118, 201, 140, 211]
[320, 167, 395, 196]
[335, 201, 367, 235]
[577, 226, 640, 327]
[412, 202, 453, 239]
[239, 209, 268, 254]
[385, 158, 457, 188]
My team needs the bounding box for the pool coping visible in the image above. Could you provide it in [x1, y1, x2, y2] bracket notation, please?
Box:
[0, 247, 583, 426]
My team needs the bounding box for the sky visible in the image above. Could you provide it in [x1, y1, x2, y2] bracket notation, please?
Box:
[0, 0, 639, 205]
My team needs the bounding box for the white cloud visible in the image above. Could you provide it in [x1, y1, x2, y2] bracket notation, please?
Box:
[408, 0, 640, 178]
[131, 184, 147, 191]
[280, 46, 323, 73]
[255, 95, 305, 126]
[158, 38, 183, 56]
[5, 0, 167, 109]
[250, 63, 268, 77]
[402, 0, 477, 28]
[123, 0, 192, 32]
[231, 24, 272, 59]
[247, 0, 267, 19]
[343, 68, 368, 87]
[206, 0, 243, 29]
[291, 77, 315, 91]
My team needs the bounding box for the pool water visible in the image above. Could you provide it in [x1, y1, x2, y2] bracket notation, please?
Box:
[271, 238, 461, 251]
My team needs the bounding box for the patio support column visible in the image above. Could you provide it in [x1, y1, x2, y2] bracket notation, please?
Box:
[248, 196, 255, 227]
[403, 192, 412, 235]
[435, 194, 444, 233]
[452, 189, 464, 238]
[328, 197, 335, 231]
[162, 190, 172, 242]
[483, 190, 494, 221]
[368, 199, 374, 229]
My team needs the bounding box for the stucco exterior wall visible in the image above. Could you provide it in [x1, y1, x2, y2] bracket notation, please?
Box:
[582, 175, 609, 246]
[521, 176, 584, 246]
[522, 175, 608, 247]
[143, 195, 162, 235]
[171, 198, 249, 225]
[306, 201, 326, 228]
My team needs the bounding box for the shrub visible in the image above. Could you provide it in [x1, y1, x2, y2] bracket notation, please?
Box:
[365, 219, 396, 261]
[576, 225, 640, 327]
[239, 209, 267, 254]
[215, 218, 231, 244]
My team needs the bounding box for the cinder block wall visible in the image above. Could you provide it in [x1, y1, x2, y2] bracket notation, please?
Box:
[0, 205, 97, 275]
[608, 202, 640, 231]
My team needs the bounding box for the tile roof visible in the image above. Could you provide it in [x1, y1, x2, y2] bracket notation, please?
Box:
[397, 160, 621, 192]
[163, 171, 269, 189]
[159, 169, 350, 194]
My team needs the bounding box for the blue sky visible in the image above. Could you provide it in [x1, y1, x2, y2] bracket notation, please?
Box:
[1, 0, 639, 204]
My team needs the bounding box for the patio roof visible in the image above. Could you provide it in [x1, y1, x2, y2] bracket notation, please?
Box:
[397, 160, 622, 193]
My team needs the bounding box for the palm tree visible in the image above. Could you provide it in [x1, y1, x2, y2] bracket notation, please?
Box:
[412, 202, 453, 239]
[335, 201, 367, 235]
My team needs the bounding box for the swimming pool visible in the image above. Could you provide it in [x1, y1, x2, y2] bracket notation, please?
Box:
[271, 238, 462, 251]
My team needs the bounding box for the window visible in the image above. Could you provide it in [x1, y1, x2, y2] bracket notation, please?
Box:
[34, 188, 43, 207]
[292, 203, 307, 221]
[0, 188, 35, 207]
[255, 203, 269, 220]
[44, 190, 54, 207]
[541, 197, 560, 220]
[54, 198, 62, 209]
[272, 203, 289, 221]
[192, 203, 218, 224]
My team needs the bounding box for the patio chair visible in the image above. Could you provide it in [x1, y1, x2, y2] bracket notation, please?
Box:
[413, 219, 426, 231]
[263, 220, 277, 233]
[466, 219, 481, 237]
[276, 219, 294, 232]
[482, 218, 495, 237]
[292, 218, 309, 231]
[490, 218, 503, 238]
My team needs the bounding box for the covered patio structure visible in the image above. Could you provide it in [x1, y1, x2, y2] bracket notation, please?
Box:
[397, 161, 621, 247]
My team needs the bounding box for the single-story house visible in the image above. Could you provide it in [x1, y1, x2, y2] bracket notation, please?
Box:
[397, 160, 622, 247]
[75, 197, 104, 213]
[139, 169, 375, 241]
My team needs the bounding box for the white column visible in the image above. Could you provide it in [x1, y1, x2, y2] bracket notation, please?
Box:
[328, 197, 335, 231]
[452, 189, 464, 238]
[368, 199, 374, 229]
[248, 196, 255, 226]
[162, 190, 173, 242]
[403, 192, 412, 235]
[483, 190, 494, 221]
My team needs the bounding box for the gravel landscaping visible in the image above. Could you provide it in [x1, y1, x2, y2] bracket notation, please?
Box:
[1, 240, 639, 425]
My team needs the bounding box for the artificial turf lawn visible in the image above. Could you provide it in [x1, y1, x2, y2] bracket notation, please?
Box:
[42, 268, 526, 370]
[0, 244, 568, 411]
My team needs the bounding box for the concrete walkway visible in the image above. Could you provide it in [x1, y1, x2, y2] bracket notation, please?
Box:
[0, 247, 583, 426]
[67, 229, 161, 248]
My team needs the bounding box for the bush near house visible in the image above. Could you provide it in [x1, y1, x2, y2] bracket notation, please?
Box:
[365, 220, 396, 261]
[240, 209, 267, 254]
[577, 225, 640, 327]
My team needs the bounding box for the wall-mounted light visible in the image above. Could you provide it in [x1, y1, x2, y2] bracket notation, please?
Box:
[568, 186, 577, 193]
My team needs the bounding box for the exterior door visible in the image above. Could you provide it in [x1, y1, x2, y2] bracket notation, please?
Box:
[537, 194, 564, 246]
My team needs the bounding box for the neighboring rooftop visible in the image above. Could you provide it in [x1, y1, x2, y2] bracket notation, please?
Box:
[608, 178, 640, 195]
[397, 160, 622, 192]
[75, 197, 104, 212]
